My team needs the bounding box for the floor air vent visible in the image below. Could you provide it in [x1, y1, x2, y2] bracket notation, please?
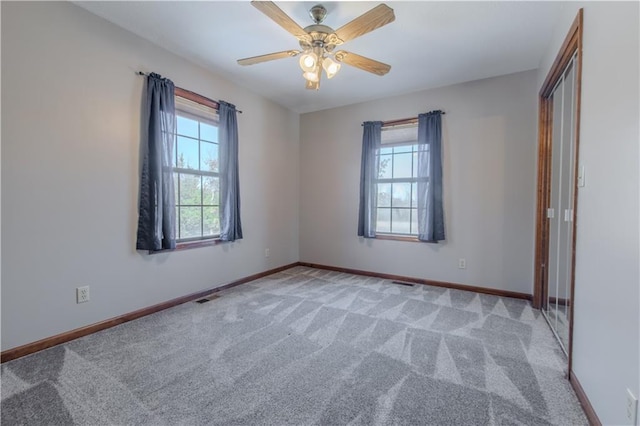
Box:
[391, 281, 415, 287]
[195, 294, 221, 304]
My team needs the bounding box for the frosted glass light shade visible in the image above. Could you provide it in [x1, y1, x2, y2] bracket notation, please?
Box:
[322, 57, 341, 79]
[303, 70, 319, 82]
[299, 53, 317, 72]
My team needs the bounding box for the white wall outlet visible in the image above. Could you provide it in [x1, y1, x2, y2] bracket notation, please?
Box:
[264, 248, 270, 258]
[627, 388, 638, 424]
[458, 258, 466, 269]
[76, 286, 90, 303]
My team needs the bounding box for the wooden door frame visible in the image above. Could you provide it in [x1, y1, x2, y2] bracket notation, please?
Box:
[533, 9, 583, 374]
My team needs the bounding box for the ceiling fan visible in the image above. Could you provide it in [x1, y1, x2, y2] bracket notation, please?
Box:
[237, 1, 395, 90]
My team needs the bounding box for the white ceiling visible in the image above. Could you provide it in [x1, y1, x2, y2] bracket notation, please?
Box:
[75, 1, 564, 114]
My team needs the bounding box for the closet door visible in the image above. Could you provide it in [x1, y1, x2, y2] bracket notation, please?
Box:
[546, 81, 563, 344]
[545, 54, 577, 353]
[558, 58, 576, 351]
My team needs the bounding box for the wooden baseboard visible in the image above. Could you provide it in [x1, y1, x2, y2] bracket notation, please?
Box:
[1, 261, 532, 363]
[569, 371, 602, 426]
[0, 262, 299, 363]
[4, 259, 599, 424]
[298, 262, 532, 301]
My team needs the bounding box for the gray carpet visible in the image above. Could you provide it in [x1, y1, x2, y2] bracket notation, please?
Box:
[2, 266, 587, 425]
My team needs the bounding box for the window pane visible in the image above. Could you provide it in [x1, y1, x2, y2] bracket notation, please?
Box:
[179, 174, 201, 205]
[379, 146, 393, 155]
[412, 151, 419, 178]
[411, 183, 417, 207]
[174, 172, 179, 202]
[393, 145, 412, 154]
[377, 183, 391, 207]
[393, 153, 413, 178]
[201, 141, 219, 172]
[180, 207, 202, 238]
[177, 115, 199, 138]
[376, 208, 391, 233]
[174, 101, 222, 242]
[411, 208, 418, 235]
[203, 176, 219, 205]
[203, 206, 220, 236]
[174, 139, 178, 167]
[177, 136, 199, 170]
[378, 154, 392, 179]
[392, 183, 411, 207]
[200, 122, 217, 143]
[175, 206, 180, 237]
[392, 208, 411, 234]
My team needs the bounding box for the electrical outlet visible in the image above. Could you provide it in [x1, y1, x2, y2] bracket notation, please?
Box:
[76, 286, 90, 303]
[627, 389, 638, 424]
[265, 248, 270, 258]
[458, 258, 466, 269]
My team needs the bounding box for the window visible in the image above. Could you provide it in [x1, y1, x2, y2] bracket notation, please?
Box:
[358, 112, 444, 242]
[136, 73, 241, 252]
[173, 95, 220, 242]
[375, 123, 425, 237]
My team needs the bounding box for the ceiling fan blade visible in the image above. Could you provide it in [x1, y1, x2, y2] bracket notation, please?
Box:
[237, 50, 300, 66]
[334, 51, 391, 76]
[251, 1, 311, 42]
[334, 4, 395, 44]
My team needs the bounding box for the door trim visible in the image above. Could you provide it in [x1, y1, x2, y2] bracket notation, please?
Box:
[533, 9, 583, 374]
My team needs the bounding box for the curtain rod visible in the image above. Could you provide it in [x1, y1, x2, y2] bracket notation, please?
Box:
[362, 111, 446, 127]
[136, 71, 243, 113]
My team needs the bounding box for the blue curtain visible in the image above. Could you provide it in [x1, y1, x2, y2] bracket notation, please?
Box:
[218, 101, 243, 241]
[357, 121, 382, 238]
[417, 110, 445, 242]
[136, 73, 176, 251]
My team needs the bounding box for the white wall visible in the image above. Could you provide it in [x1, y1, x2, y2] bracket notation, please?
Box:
[1, 2, 300, 350]
[300, 70, 538, 295]
[538, 2, 640, 425]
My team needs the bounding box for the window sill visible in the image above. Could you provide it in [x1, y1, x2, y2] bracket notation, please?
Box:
[149, 238, 223, 254]
[375, 234, 420, 243]
[176, 238, 223, 250]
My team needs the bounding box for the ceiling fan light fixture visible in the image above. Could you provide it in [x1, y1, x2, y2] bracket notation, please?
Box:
[303, 70, 320, 82]
[299, 52, 317, 72]
[322, 57, 341, 79]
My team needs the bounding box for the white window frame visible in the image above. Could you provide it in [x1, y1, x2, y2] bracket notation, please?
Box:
[374, 123, 426, 237]
[173, 95, 221, 243]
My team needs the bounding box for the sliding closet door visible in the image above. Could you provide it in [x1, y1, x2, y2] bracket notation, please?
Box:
[546, 82, 563, 343]
[558, 58, 576, 351]
[544, 54, 577, 354]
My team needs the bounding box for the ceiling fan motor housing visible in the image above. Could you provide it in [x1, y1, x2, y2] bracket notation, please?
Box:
[300, 24, 340, 52]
